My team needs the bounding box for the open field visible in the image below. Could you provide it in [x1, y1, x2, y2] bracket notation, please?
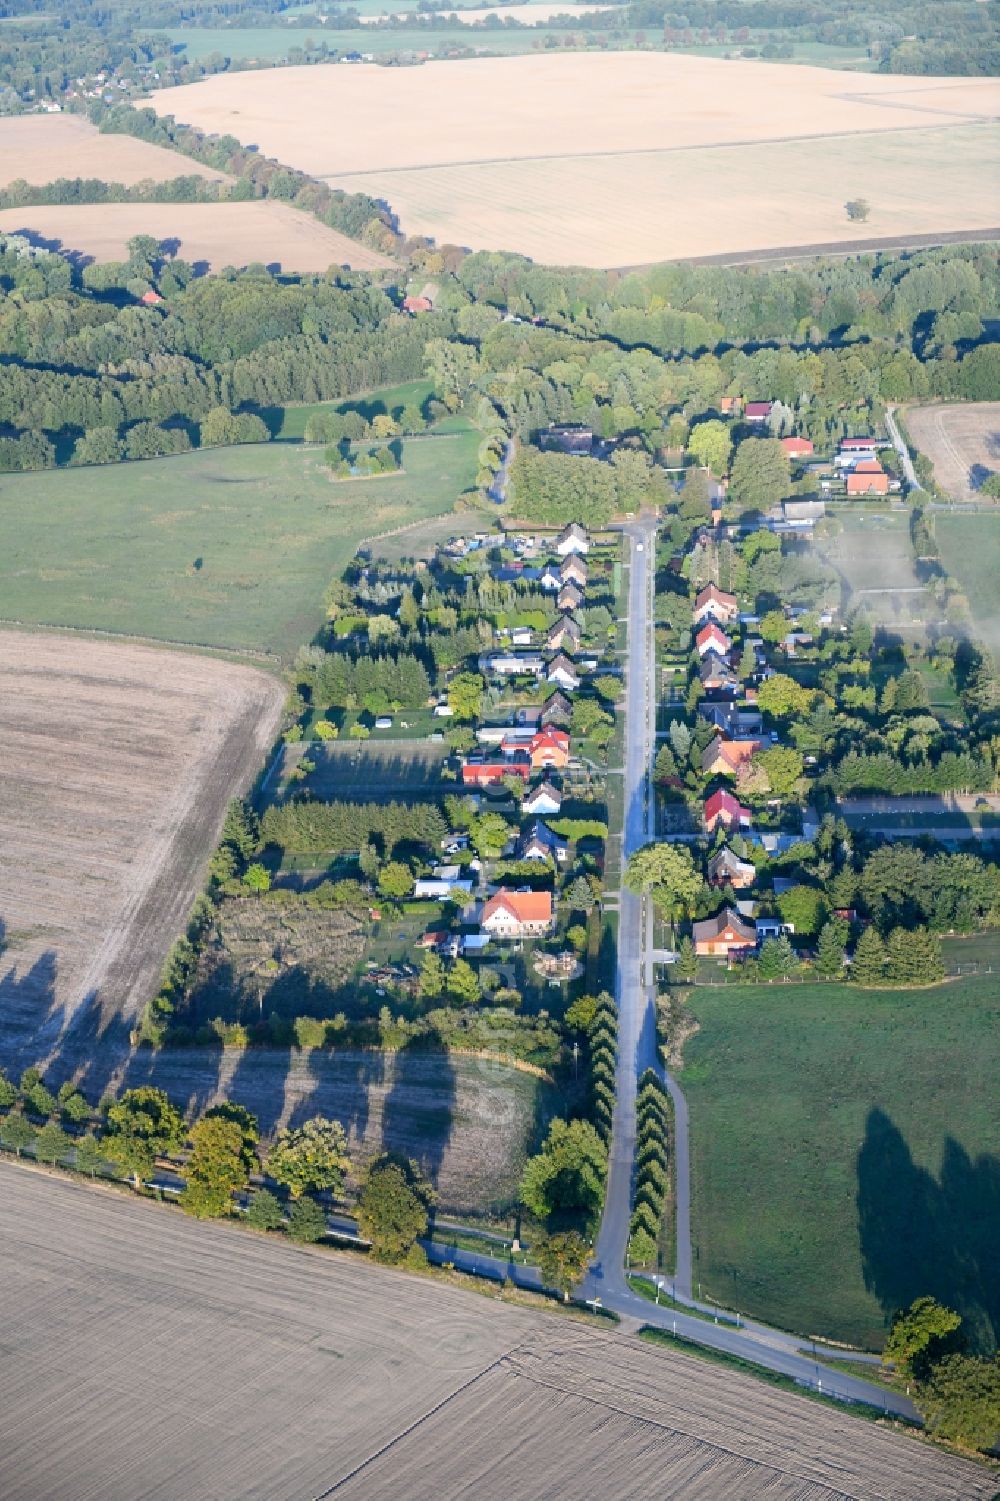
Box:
[275, 378, 435, 441]
[0, 199, 393, 273]
[680, 976, 1000, 1351]
[0, 113, 231, 189]
[169, 21, 576, 60]
[906, 401, 1000, 501]
[936, 508, 1000, 661]
[358, 1, 611, 19]
[278, 737, 453, 799]
[2, 1165, 993, 1501]
[152, 55, 1000, 264]
[818, 508, 935, 627]
[0, 434, 480, 657]
[0, 632, 283, 1078]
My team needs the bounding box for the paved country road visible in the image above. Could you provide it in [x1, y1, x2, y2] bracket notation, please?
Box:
[580, 518, 921, 1423]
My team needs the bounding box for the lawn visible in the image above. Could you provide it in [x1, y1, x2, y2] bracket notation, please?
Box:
[680, 976, 1000, 1351]
[936, 509, 1000, 664]
[274, 378, 435, 441]
[0, 431, 479, 657]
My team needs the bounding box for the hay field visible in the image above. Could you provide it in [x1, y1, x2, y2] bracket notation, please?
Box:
[3, 1165, 993, 1501]
[906, 401, 1000, 501]
[0, 633, 283, 1078]
[151, 55, 1000, 265]
[0, 114, 232, 189]
[0, 199, 393, 272]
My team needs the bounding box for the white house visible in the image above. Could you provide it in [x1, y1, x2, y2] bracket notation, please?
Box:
[555, 522, 589, 557]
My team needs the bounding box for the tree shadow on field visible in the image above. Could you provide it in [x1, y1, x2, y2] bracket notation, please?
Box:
[382, 1036, 456, 1196]
[0, 947, 60, 1078]
[856, 1108, 1000, 1355]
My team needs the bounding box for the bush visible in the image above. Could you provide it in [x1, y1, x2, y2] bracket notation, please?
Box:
[286, 1198, 328, 1243]
[246, 1189, 285, 1232]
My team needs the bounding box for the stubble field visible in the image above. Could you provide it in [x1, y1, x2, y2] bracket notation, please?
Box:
[0, 114, 231, 189]
[0, 632, 284, 1080]
[906, 401, 1000, 501]
[2, 1164, 993, 1500]
[0, 199, 393, 273]
[152, 54, 1000, 265]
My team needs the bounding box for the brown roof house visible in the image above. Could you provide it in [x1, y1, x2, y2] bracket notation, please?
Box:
[708, 846, 757, 890]
[546, 613, 582, 653]
[701, 736, 763, 778]
[692, 908, 757, 956]
[693, 584, 739, 627]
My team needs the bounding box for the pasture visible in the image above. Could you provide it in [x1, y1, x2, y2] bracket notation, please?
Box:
[151, 55, 1000, 265]
[906, 401, 1000, 501]
[5, 1168, 990, 1501]
[817, 507, 934, 627]
[0, 114, 230, 189]
[680, 976, 1000, 1351]
[0, 632, 283, 1079]
[0, 432, 480, 657]
[935, 507, 1000, 660]
[0, 199, 393, 273]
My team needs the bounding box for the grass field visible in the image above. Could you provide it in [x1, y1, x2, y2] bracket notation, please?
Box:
[818, 508, 935, 627]
[275, 378, 435, 440]
[0, 199, 393, 274]
[680, 976, 1000, 1352]
[936, 508, 1000, 661]
[0, 432, 480, 657]
[152, 55, 1000, 265]
[0, 632, 283, 1081]
[169, 22, 576, 60]
[7, 1168, 992, 1501]
[0, 114, 230, 189]
[906, 401, 1000, 502]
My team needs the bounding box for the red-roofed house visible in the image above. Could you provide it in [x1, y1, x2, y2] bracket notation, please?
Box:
[695, 622, 732, 658]
[693, 584, 739, 626]
[462, 761, 530, 789]
[481, 889, 553, 937]
[744, 401, 773, 424]
[140, 289, 164, 306]
[503, 727, 570, 770]
[692, 908, 757, 957]
[781, 436, 814, 458]
[704, 788, 751, 832]
[846, 459, 890, 496]
[403, 294, 433, 314]
[701, 736, 763, 778]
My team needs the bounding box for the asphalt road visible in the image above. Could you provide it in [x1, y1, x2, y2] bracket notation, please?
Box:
[580, 517, 920, 1423]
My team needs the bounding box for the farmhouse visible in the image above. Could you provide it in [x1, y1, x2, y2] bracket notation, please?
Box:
[693, 583, 739, 626]
[480, 889, 553, 938]
[695, 622, 732, 658]
[692, 908, 757, 956]
[516, 819, 568, 863]
[704, 788, 751, 832]
[546, 614, 582, 653]
[708, 846, 757, 890]
[541, 424, 593, 457]
[547, 654, 581, 691]
[555, 521, 590, 556]
[524, 780, 562, 815]
[846, 459, 890, 496]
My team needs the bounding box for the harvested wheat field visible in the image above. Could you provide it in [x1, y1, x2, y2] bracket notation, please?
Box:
[0, 200, 394, 272]
[906, 401, 1000, 501]
[150, 54, 999, 264]
[3, 1166, 994, 1501]
[0, 633, 283, 1076]
[0, 113, 232, 190]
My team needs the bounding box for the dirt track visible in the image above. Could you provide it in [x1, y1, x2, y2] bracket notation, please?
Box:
[2, 1163, 993, 1500]
[0, 632, 283, 1080]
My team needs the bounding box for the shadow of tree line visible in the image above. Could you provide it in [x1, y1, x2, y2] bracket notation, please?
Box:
[857, 1107, 999, 1356]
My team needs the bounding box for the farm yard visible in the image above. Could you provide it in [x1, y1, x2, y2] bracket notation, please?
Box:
[0, 631, 283, 1082]
[0, 432, 481, 657]
[151, 55, 1000, 265]
[906, 401, 1000, 501]
[5, 1168, 993, 1501]
[680, 975, 1000, 1351]
[0, 200, 394, 274]
[0, 114, 231, 190]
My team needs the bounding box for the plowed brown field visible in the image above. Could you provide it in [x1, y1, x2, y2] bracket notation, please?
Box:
[0, 632, 283, 1076]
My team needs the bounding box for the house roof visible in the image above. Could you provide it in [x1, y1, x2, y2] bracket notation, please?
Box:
[700, 652, 735, 683]
[696, 622, 730, 649]
[745, 401, 772, 418]
[705, 788, 749, 821]
[518, 819, 565, 850]
[547, 653, 580, 682]
[524, 780, 562, 807]
[708, 847, 756, 880]
[482, 890, 553, 924]
[702, 737, 758, 774]
[780, 436, 813, 455]
[560, 556, 587, 580]
[557, 522, 588, 543]
[692, 908, 757, 945]
[531, 727, 570, 753]
[853, 458, 884, 473]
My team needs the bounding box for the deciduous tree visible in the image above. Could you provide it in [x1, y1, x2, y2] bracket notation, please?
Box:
[266, 1117, 350, 1199]
[356, 1153, 434, 1263]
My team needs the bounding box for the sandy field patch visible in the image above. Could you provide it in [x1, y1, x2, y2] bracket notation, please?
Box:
[0, 113, 231, 189]
[906, 401, 1000, 500]
[151, 53, 1000, 178]
[0, 199, 394, 271]
[344, 122, 999, 266]
[2, 1166, 993, 1500]
[0, 633, 283, 1076]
